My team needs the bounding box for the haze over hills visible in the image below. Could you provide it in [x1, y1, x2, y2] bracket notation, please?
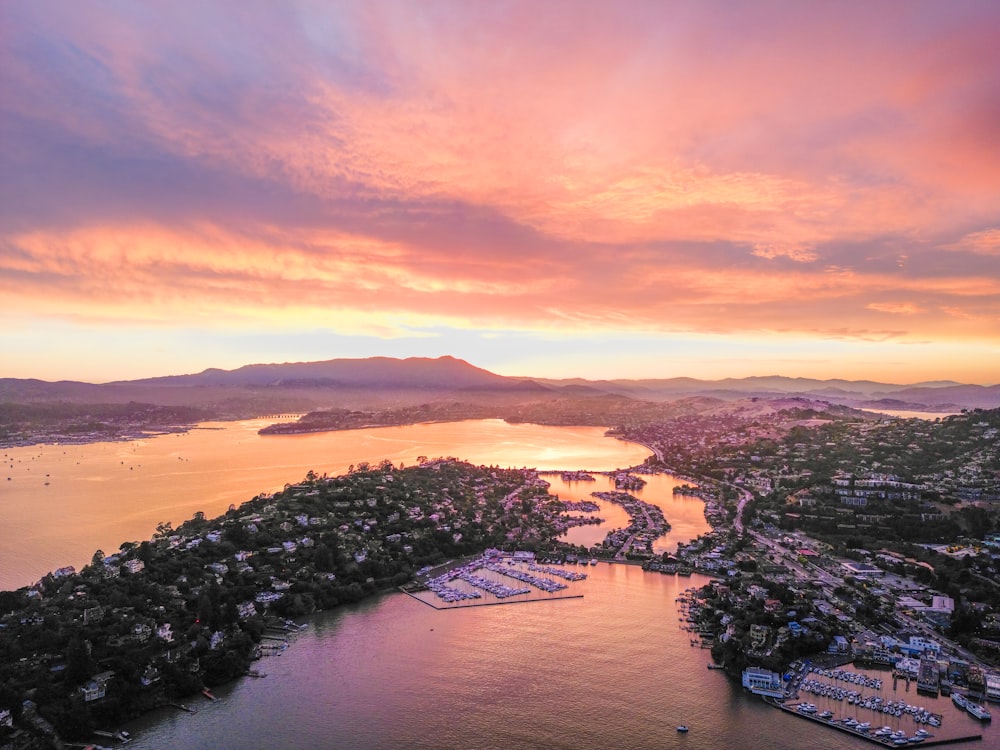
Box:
[4, 355, 999, 448]
[2, 355, 999, 412]
[530, 374, 1000, 411]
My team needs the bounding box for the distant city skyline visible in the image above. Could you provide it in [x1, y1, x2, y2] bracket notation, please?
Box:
[2, 2, 999, 384]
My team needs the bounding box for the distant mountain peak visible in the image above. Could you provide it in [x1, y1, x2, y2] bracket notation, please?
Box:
[114, 355, 509, 390]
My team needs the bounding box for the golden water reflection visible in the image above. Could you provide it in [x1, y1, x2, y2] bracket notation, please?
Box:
[0, 419, 650, 589]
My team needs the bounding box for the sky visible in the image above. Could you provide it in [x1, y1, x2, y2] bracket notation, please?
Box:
[2, 1, 999, 385]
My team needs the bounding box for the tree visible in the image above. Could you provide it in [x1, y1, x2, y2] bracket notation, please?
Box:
[64, 637, 93, 685]
[313, 543, 335, 572]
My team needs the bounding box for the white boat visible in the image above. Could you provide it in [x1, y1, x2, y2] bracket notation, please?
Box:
[966, 700, 992, 721]
[676, 725, 689, 733]
[954, 691, 992, 721]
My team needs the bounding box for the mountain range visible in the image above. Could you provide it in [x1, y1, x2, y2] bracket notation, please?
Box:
[2, 356, 999, 414]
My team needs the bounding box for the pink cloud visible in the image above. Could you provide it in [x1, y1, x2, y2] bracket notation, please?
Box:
[2, 0, 1000, 360]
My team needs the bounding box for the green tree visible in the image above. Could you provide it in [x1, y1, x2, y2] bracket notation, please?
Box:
[313, 543, 335, 572]
[64, 637, 93, 685]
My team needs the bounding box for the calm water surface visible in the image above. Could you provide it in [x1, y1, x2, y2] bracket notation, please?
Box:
[0, 419, 649, 589]
[124, 564, 992, 750]
[552, 473, 711, 554]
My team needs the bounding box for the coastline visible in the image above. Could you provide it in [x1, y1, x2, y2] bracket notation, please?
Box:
[5, 422, 731, 748]
[3, 450, 672, 746]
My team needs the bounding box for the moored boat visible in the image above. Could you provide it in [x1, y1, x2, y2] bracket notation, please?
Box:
[966, 700, 992, 721]
[952, 690, 990, 721]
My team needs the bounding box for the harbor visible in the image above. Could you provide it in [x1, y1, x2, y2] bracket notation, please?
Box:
[750, 661, 989, 747]
[110, 561, 994, 750]
[401, 551, 591, 609]
[774, 699, 982, 747]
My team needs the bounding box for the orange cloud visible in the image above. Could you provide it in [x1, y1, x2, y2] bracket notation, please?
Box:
[866, 302, 923, 315]
[945, 228, 1000, 255]
[3, 2, 1000, 380]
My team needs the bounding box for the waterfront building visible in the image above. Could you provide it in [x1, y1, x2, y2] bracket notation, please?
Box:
[917, 658, 940, 693]
[79, 671, 114, 702]
[986, 672, 1000, 703]
[742, 667, 785, 698]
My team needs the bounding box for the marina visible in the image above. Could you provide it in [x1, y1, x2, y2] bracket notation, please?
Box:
[755, 660, 992, 748]
[403, 552, 590, 609]
[776, 700, 982, 747]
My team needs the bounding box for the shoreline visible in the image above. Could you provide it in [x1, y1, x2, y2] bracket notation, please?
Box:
[4, 416, 642, 451]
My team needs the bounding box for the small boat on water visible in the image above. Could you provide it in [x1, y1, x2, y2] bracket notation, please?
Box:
[676, 725, 689, 733]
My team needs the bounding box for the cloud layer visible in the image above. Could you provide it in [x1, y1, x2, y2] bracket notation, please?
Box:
[2, 1, 999, 381]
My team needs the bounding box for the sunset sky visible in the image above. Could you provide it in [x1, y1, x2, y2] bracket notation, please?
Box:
[2, 1, 999, 384]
